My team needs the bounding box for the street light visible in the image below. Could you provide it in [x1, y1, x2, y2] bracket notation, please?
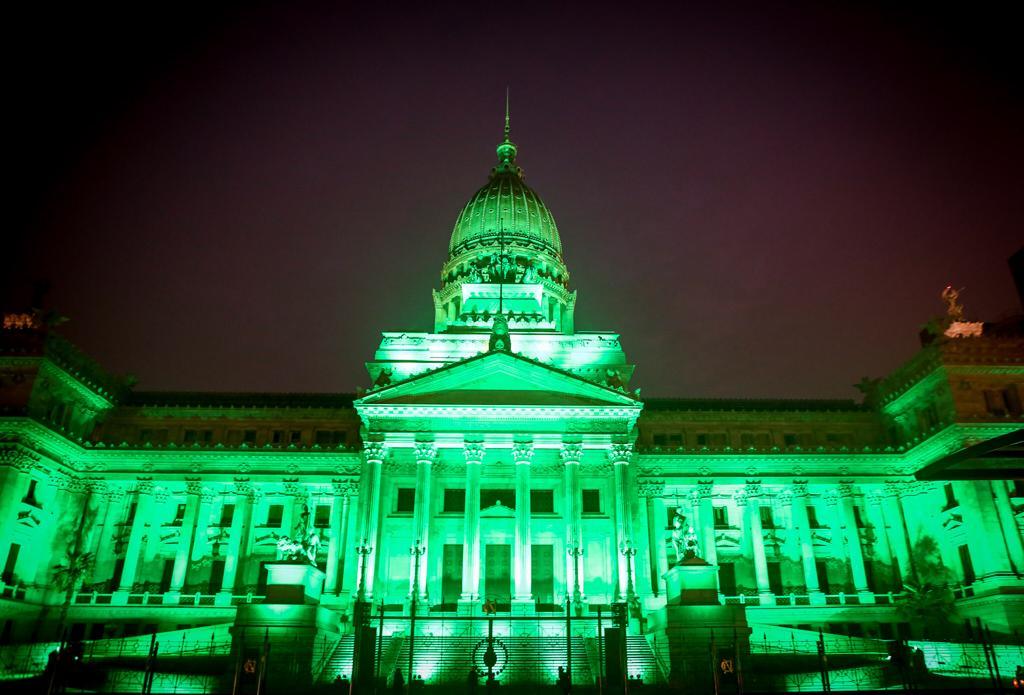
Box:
[355, 539, 373, 603]
[408, 539, 426, 693]
[620, 540, 637, 603]
[567, 543, 583, 615]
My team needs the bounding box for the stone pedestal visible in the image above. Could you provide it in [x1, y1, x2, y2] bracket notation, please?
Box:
[227, 561, 338, 692]
[264, 561, 326, 604]
[663, 559, 720, 606]
[511, 598, 535, 615]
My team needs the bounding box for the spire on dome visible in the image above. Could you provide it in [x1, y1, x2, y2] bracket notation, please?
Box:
[495, 88, 519, 171]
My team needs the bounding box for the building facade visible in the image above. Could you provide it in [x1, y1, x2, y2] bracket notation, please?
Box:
[1, 123, 1023, 686]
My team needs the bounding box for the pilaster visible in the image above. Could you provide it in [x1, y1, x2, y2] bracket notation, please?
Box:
[739, 482, 772, 600]
[459, 442, 484, 611]
[512, 441, 534, 610]
[410, 441, 436, 600]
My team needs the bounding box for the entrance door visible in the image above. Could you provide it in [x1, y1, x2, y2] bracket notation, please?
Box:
[484, 544, 511, 605]
[441, 544, 463, 606]
[531, 544, 554, 606]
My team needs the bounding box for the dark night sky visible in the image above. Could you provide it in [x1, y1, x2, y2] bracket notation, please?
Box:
[7, 2, 1023, 399]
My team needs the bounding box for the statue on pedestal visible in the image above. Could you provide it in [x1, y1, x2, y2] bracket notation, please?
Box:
[274, 504, 321, 565]
[670, 508, 701, 563]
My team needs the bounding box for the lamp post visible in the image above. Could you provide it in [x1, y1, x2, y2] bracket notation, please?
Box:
[567, 544, 583, 615]
[620, 540, 637, 603]
[356, 539, 373, 603]
[408, 539, 425, 693]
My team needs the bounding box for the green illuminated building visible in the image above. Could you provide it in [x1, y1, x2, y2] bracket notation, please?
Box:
[1, 121, 1022, 691]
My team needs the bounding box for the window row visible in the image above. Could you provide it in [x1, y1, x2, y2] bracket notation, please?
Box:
[394, 488, 603, 514]
[647, 430, 858, 448]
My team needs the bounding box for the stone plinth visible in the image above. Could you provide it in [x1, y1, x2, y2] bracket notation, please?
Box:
[652, 603, 751, 692]
[264, 561, 326, 604]
[664, 559, 720, 606]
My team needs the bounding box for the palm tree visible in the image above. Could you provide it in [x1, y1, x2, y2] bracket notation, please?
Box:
[50, 489, 96, 640]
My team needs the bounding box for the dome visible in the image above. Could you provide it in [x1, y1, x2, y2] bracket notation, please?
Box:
[448, 134, 563, 259]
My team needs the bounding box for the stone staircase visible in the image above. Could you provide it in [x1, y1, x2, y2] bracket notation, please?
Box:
[319, 634, 405, 684]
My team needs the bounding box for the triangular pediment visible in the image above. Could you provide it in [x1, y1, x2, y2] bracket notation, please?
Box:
[355, 351, 640, 409]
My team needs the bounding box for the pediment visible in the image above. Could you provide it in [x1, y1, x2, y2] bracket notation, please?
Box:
[356, 351, 640, 409]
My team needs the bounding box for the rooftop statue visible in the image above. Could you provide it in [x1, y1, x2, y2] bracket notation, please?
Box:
[941, 285, 965, 322]
[670, 508, 701, 563]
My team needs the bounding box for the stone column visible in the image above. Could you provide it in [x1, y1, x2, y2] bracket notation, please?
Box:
[866, 488, 896, 591]
[90, 484, 123, 587]
[637, 479, 666, 598]
[218, 479, 255, 602]
[955, 479, 1017, 583]
[561, 443, 584, 604]
[991, 480, 1024, 575]
[357, 442, 386, 600]
[114, 479, 155, 600]
[325, 478, 357, 595]
[838, 482, 873, 601]
[512, 442, 534, 608]
[168, 479, 204, 596]
[410, 442, 436, 600]
[880, 482, 914, 585]
[610, 443, 634, 597]
[460, 442, 484, 609]
[695, 481, 718, 566]
[739, 482, 772, 600]
[788, 481, 823, 602]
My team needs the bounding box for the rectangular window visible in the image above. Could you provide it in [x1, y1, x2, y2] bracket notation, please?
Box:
[718, 562, 737, 595]
[852, 505, 866, 528]
[783, 433, 813, 448]
[581, 489, 601, 514]
[173, 503, 186, 525]
[530, 489, 554, 513]
[958, 544, 976, 584]
[766, 561, 784, 595]
[807, 506, 823, 528]
[1005, 385, 1022, 415]
[243, 429, 257, 445]
[271, 430, 285, 445]
[943, 483, 958, 509]
[443, 489, 465, 513]
[741, 432, 772, 447]
[159, 559, 174, 593]
[314, 504, 331, 527]
[2, 544, 21, 584]
[226, 430, 243, 446]
[1012, 480, 1024, 498]
[696, 432, 727, 447]
[396, 488, 416, 513]
[825, 432, 853, 447]
[815, 560, 830, 594]
[183, 429, 198, 444]
[208, 559, 226, 594]
[863, 560, 877, 593]
[480, 489, 515, 510]
[266, 504, 284, 527]
[220, 504, 235, 527]
[652, 434, 667, 446]
[713, 506, 729, 528]
[983, 389, 1008, 417]
[22, 480, 39, 507]
[314, 430, 346, 447]
[668, 433, 683, 446]
[759, 506, 775, 529]
[289, 430, 302, 445]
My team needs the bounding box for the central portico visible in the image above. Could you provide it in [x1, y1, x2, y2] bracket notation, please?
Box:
[349, 111, 644, 616]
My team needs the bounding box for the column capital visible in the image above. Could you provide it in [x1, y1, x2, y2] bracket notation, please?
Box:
[696, 480, 715, 498]
[560, 443, 583, 465]
[135, 477, 155, 495]
[282, 478, 305, 497]
[332, 477, 360, 498]
[363, 441, 387, 464]
[413, 442, 438, 464]
[791, 480, 810, 498]
[838, 480, 856, 498]
[636, 478, 664, 498]
[463, 441, 486, 464]
[867, 488, 886, 506]
[608, 443, 634, 464]
[512, 442, 534, 465]
[744, 480, 763, 498]
[153, 486, 171, 505]
[184, 477, 203, 496]
[733, 489, 749, 507]
[822, 488, 840, 506]
[233, 478, 256, 499]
